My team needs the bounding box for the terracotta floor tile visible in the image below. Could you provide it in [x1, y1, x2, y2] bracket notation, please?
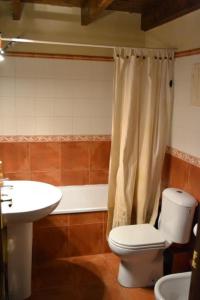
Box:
[30, 253, 155, 300]
[29, 286, 81, 300]
[29, 285, 154, 300]
[32, 261, 73, 292]
[32, 258, 106, 293]
[104, 253, 120, 275]
[64, 254, 113, 286]
[79, 285, 125, 300]
[121, 287, 155, 300]
[30, 286, 107, 300]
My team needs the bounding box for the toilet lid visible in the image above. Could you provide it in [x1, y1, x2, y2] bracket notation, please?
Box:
[109, 224, 166, 249]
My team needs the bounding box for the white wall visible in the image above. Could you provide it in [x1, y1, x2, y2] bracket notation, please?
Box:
[0, 57, 114, 135]
[170, 54, 200, 157]
[144, 10, 200, 158]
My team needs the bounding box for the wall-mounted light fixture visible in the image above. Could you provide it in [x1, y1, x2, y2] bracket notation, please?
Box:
[0, 33, 5, 62]
[0, 52, 5, 62]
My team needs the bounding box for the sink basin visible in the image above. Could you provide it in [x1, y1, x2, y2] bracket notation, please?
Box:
[154, 272, 191, 300]
[0, 180, 62, 300]
[1, 180, 62, 223]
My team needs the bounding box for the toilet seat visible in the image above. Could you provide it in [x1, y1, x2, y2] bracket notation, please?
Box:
[109, 224, 166, 251]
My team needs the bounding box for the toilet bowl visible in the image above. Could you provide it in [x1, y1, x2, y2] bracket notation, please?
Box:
[108, 188, 197, 288]
[108, 224, 167, 287]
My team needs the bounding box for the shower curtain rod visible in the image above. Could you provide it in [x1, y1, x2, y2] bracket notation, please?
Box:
[2, 37, 115, 49]
[1, 37, 176, 51]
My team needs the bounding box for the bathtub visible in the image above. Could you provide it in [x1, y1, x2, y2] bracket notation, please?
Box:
[34, 184, 109, 260]
[51, 184, 108, 214]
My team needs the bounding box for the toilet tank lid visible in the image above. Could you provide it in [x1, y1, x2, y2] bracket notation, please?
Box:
[163, 188, 197, 207]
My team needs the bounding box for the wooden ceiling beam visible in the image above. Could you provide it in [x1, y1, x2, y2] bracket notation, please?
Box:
[81, 0, 114, 25]
[12, 0, 23, 20]
[141, 0, 200, 31]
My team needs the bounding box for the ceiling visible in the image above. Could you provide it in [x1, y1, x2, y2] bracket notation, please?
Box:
[6, 0, 200, 31]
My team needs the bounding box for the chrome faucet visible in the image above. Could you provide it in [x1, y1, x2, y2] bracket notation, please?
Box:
[0, 183, 13, 207]
[0, 178, 13, 188]
[0, 161, 13, 207]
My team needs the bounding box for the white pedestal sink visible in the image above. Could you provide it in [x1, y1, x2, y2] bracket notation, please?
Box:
[1, 180, 62, 300]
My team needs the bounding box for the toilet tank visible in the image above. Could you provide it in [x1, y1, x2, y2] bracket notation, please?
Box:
[159, 188, 197, 244]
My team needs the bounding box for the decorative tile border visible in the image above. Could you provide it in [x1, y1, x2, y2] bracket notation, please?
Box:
[59, 135, 111, 142]
[0, 136, 199, 167]
[0, 135, 111, 143]
[167, 146, 200, 168]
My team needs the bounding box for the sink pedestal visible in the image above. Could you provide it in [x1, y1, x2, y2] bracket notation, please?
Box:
[1, 180, 62, 300]
[7, 223, 33, 300]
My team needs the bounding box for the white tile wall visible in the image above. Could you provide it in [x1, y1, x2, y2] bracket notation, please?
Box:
[0, 97, 15, 116]
[16, 97, 35, 116]
[35, 117, 52, 135]
[51, 117, 73, 135]
[0, 57, 114, 135]
[0, 117, 17, 135]
[16, 117, 36, 135]
[0, 77, 15, 97]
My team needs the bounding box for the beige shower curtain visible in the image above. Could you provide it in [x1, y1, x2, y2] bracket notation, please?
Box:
[107, 48, 174, 233]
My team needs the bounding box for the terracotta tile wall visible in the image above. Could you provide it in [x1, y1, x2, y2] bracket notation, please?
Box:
[2, 139, 199, 269]
[1, 141, 198, 198]
[0, 140, 111, 185]
[162, 153, 200, 273]
[0, 139, 111, 263]
[162, 153, 200, 202]
[32, 151, 200, 268]
[33, 212, 110, 265]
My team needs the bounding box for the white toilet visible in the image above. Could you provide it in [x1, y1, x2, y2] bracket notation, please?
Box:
[108, 188, 197, 288]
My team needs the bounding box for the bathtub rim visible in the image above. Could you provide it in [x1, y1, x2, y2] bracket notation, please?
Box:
[51, 183, 108, 215]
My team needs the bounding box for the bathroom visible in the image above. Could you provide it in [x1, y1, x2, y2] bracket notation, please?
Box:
[0, 1, 200, 300]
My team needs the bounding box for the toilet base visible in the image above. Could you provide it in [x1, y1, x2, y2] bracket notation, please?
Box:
[118, 250, 164, 288]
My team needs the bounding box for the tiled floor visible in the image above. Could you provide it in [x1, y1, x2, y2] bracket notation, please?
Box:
[29, 253, 155, 300]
